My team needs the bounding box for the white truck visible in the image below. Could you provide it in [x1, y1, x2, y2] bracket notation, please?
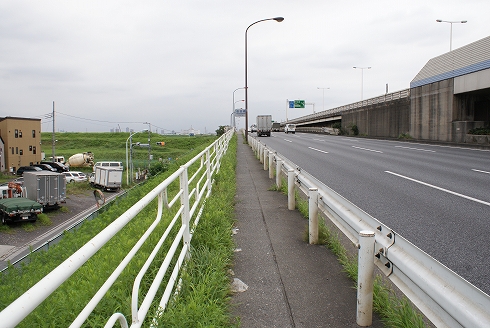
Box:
[284, 123, 296, 134]
[89, 166, 123, 191]
[256, 115, 272, 137]
[23, 171, 67, 209]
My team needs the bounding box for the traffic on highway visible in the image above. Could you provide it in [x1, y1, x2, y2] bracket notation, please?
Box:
[253, 132, 490, 296]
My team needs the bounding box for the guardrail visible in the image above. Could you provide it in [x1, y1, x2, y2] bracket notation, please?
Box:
[0, 129, 234, 328]
[249, 135, 490, 327]
[286, 88, 410, 125]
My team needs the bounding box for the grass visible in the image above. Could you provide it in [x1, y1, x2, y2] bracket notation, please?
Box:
[0, 133, 235, 327]
[274, 178, 427, 328]
[40, 132, 216, 166]
[154, 134, 238, 327]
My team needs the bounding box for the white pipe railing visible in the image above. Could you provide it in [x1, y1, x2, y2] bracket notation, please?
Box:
[0, 130, 234, 328]
[249, 135, 490, 328]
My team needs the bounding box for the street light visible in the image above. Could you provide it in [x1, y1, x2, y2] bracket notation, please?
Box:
[436, 19, 467, 51]
[245, 17, 284, 139]
[125, 129, 147, 185]
[317, 87, 330, 112]
[353, 66, 371, 101]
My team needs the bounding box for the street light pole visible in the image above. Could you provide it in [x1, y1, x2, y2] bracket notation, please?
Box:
[436, 19, 467, 51]
[317, 87, 329, 112]
[233, 87, 245, 129]
[353, 67, 371, 101]
[125, 129, 147, 185]
[245, 17, 284, 140]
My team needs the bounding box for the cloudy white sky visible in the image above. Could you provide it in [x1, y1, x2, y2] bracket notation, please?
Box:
[1, 1, 489, 134]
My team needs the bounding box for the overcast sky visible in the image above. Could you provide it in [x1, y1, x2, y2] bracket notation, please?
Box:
[1, 1, 489, 134]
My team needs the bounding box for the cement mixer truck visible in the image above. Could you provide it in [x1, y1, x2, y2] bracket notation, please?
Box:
[67, 152, 95, 168]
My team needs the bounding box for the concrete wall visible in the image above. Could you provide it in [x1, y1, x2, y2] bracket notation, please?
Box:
[341, 98, 410, 138]
[410, 79, 454, 142]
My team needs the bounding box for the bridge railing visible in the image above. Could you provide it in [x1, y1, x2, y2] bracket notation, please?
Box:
[287, 88, 410, 125]
[0, 129, 234, 328]
[248, 135, 490, 328]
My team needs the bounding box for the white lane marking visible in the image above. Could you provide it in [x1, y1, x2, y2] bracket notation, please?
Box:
[308, 147, 329, 154]
[313, 139, 324, 142]
[284, 139, 293, 143]
[385, 171, 490, 207]
[395, 146, 436, 153]
[352, 146, 383, 153]
[472, 169, 490, 175]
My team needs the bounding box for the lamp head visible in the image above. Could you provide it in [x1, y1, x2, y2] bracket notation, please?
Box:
[274, 17, 284, 22]
[436, 19, 442, 22]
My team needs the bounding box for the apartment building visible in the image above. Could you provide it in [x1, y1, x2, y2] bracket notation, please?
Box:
[0, 117, 42, 173]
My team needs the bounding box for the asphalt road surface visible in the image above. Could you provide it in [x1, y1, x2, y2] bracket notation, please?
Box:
[255, 132, 490, 295]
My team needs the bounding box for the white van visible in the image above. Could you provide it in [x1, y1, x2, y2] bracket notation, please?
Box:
[284, 124, 296, 134]
[93, 161, 123, 172]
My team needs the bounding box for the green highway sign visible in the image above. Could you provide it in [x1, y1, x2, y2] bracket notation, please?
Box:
[294, 100, 305, 108]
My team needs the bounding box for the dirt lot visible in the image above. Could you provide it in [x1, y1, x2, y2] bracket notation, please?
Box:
[0, 190, 97, 248]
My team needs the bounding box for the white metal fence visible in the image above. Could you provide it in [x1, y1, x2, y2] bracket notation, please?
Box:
[0, 130, 234, 328]
[249, 135, 490, 328]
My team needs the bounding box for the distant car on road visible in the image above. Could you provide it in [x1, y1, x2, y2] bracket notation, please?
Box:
[16, 166, 42, 176]
[63, 171, 88, 183]
[250, 124, 257, 132]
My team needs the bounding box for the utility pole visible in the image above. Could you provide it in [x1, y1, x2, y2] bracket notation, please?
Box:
[51, 101, 55, 161]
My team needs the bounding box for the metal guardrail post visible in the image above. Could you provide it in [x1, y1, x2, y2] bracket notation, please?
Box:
[308, 188, 318, 244]
[276, 158, 282, 188]
[357, 230, 375, 326]
[288, 169, 295, 210]
[264, 148, 268, 170]
[268, 151, 274, 177]
[259, 144, 263, 163]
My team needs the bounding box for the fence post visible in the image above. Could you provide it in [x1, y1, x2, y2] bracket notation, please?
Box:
[259, 144, 263, 163]
[180, 166, 191, 247]
[264, 148, 268, 170]
[206, 149, 212, 194]
[357, 230, 375, 326]
[288, 169, 295, 210]
[308, 188, 318, 244]
[276, 158, 282, 188]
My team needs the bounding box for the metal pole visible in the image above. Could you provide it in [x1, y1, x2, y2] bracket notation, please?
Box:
[308, 188, 318, 244]
[245, 17, 284, 140]
[357, 230, 375, 326]
[52, 101, 55, 161]
[268, 151, 274, 178]
[450, 22, 453, 51]
[288, 169, 295, 210]
[276, 158, 282, 188]
[263, 148, 268, 171]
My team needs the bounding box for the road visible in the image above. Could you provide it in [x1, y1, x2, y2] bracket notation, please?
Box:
[255, 132, 490, 295]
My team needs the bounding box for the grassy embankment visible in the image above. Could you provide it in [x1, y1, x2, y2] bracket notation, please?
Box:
[0, 132, 216, 233]
[1, 133, 239, 327]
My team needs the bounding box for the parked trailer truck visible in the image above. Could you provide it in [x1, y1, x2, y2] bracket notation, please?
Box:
[23, 171, 67, 209]
[90, 166, 123, 191]
[256, 115, 272, 137]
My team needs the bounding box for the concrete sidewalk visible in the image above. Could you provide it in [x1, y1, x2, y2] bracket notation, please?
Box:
[231, 134, 383, 327]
